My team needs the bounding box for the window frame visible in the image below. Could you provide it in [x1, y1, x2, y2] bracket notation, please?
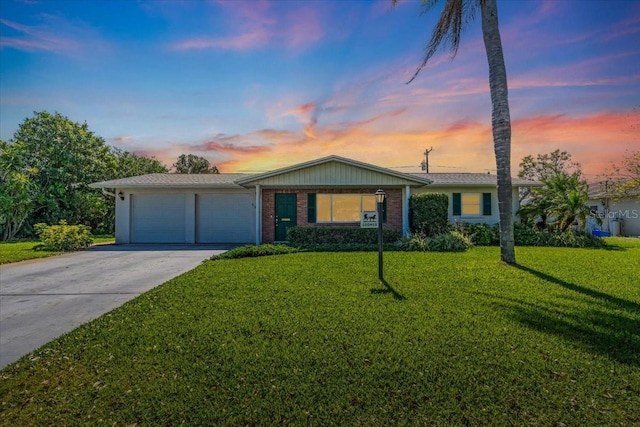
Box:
[461, 193, 482, 216]
[316, 193, 378, 223]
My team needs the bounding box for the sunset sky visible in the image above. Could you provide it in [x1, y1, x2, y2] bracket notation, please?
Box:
[1, 0, 638, 180]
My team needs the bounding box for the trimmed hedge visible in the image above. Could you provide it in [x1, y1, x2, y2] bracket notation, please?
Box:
[287, 226, 401, 246]
[33, 221, 93, 251]
[210, 244, 299, 261]
[409, 193, 449, 236]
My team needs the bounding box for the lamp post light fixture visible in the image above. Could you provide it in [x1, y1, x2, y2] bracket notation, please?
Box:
[375, 189, 386, 281]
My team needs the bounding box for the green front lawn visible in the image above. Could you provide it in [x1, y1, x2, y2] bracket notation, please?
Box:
[1, 239, 639, 425]
[0, 235, 115, 264]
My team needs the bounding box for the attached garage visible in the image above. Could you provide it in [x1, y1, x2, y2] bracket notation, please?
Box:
[131, 194, 187, 243]
[196, 193, 254, 243]
[89, 173, 256, 245]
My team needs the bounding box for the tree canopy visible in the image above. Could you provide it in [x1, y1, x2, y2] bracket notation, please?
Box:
[0, 111, 170, 240]
[172, 154, 219, 174]
[601, 150, 640, 199]
[517, 150, 592, 231]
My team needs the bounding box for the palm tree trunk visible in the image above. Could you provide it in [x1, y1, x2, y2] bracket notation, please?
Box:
[481, 0, 515, 264]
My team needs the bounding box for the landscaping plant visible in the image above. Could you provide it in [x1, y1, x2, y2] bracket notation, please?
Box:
[34, 220, 93, 251]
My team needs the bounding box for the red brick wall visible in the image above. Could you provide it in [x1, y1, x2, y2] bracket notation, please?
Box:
[261, 188, 403, 243]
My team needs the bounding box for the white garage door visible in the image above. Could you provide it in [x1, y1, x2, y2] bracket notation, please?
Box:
[197, 194, 254, 243]
[131, 194, 186, 243]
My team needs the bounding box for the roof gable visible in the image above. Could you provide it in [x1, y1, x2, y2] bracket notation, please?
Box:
[236, 155, 431, 187]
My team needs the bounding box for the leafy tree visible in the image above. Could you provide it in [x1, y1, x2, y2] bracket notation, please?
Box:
[172, 154, 219, 174]
[113, 148, 168, 177]
[517, 150, 593, 231]
[601, 150, 640, 199]
[0, 140, 36, 240]
[518, 149, 581, 200]
[3, 111, 116, 235]
[393, 0, 515, 264]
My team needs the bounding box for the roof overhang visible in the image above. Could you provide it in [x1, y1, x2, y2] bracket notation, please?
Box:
[89, 173, 251, 190]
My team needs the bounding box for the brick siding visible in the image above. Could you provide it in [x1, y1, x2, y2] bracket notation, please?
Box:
[262, 188, 403, 243]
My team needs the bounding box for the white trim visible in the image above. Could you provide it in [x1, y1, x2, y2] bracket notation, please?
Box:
[255, 185, 262, 245]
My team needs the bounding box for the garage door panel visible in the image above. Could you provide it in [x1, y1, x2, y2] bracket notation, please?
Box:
[131, 194, 186, 243]
[197, 194, 253, 243]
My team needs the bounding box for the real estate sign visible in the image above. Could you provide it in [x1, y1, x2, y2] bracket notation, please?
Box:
[361, 211, 378, 228]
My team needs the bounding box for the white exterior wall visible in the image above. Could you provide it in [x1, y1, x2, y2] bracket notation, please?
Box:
[115, 192, 130, 244]
[588, 197, 640, 237]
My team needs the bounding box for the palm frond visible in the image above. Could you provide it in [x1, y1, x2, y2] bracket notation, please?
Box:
[406, 0, 479, 83]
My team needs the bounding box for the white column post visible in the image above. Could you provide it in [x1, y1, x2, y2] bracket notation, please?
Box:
[403, 185, 410, 236]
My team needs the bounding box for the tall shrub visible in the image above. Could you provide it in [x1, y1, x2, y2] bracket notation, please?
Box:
[409, 193, 449, 236]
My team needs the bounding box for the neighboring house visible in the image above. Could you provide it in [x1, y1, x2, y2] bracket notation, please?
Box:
[89, 155, 539, 244]
[411, 173, 540, 226]
[587, 181, 640, 237]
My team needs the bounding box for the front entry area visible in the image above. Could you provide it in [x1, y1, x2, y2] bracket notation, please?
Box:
[275, 193, 297, 241]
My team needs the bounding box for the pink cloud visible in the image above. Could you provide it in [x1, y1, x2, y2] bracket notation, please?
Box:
[286, 7, 324, 49]
[170, 30, 269, 51]
[169, 1, 336, 52]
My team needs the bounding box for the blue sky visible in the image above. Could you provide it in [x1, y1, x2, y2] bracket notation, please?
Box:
[1, 0, 638, 178]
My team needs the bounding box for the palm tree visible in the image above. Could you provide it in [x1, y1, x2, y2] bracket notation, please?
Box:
[393, 0, 515, 264]
[548, 189, 590, 232]
[543, 173, 591, 232]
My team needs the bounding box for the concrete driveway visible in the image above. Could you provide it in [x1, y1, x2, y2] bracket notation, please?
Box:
[0, 244, 231, 369]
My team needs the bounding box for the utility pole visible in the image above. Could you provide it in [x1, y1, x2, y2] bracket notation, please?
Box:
[420, 147, 433, 173]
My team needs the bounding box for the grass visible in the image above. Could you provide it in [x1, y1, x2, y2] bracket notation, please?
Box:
[0, 238, 639, 425]
[0, 235, 114, 265]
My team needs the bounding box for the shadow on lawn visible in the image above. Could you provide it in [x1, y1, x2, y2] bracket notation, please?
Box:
[487, 264, 640, 366]
[370, 279, 406, 301]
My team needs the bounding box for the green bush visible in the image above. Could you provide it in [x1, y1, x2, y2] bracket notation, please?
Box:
[397, 234, 428, 251]
[426, 231, 473, 252]
[398, 231, 472, 252]
[513, 223, 605, 248]
[549, 229, 606, 248]
[452, 222, 499, 246]
[34, 220, 93, 251]
[409, 193, 449, 236]
[287, 226, 401, 246]
[210, 244, 299, 261]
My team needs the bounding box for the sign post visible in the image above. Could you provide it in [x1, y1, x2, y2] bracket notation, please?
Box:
[374, 189, 386, 281]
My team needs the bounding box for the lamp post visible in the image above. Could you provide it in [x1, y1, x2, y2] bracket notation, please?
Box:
[375, 189, 386, 281]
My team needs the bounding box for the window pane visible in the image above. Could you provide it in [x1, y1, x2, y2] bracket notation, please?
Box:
[363, 195, 376, 212]
[333, 194, 361, 221]
[462, 204, 481, 215]
[317, 194, 331, 222]
[462, 193, 481, 215]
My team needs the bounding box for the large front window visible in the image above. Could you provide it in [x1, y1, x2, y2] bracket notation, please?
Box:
[461, 193, 481, 216]
[317, 194, 377, 222]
